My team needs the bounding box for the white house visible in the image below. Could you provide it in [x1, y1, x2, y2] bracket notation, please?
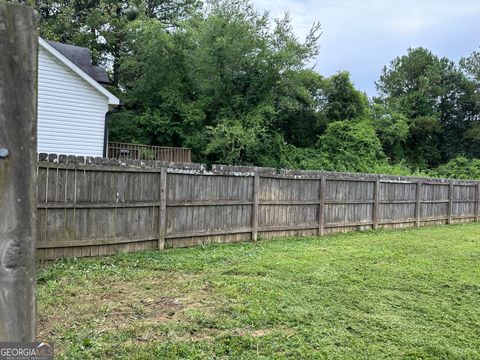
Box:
[38, 38, 120, 157]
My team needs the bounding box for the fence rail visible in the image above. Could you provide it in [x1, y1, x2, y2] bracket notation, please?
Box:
[35, 154, 480, 260]
[108, 142, 191, 163]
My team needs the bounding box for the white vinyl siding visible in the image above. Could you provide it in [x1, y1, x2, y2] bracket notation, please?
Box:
[38, 46, 109, 157]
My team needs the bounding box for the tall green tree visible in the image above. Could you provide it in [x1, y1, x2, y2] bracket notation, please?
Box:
[370, 103, 409, 163]
[460, 48, 480, 157]
[116, 0, 322, 165]
[321, 71, 367, 124]
[16, 0, 200, 85]
[460, 47, 480, 89]
[275, 69, 325, 148]
[376, 47, 478, 168]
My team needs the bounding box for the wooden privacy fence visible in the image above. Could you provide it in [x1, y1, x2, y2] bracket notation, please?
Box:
[108, 142, 192, 163]
[36, 154, 480, 260]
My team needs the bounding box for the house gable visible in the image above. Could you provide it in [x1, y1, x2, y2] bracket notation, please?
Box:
[39, 38, 119, 106]
[38, 45, 112, 156]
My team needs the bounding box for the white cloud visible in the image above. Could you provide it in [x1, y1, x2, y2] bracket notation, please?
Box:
[387, 15, 440, 34]
[251, 0, 480, 95]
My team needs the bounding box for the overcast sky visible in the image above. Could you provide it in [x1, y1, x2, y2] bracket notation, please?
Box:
[251, 0, 480, 96]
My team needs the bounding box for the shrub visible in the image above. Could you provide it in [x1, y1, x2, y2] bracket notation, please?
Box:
[433, 157, 480, 180]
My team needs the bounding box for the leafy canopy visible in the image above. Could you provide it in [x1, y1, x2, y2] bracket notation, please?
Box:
[22, 0, 480, 178]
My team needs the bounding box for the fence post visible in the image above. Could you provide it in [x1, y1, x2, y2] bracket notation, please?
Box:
[318, 175, 326, 236]
[158, 168, 167, 250]
[0, 3, 37, 341]
[415, 181, 422, 228]
[476, 182, 480, 222]
[251, 171, 260, 241]
[372, 177, 380, 230]
[448, 182, 454, 224]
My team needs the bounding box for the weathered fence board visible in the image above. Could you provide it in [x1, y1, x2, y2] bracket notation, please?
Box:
[35, 155, 480, 260]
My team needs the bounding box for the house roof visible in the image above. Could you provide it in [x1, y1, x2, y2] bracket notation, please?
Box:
[39, 38, 120, 106]
[47, 41, 111, 84]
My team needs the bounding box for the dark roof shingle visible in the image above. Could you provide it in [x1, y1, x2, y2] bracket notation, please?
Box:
[48, 41, 110, 84]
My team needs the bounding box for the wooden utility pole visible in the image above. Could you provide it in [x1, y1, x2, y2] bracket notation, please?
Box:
[0, 3, 38, 341]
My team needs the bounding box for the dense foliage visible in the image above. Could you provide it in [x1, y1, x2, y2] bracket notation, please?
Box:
[434, 157, 480, 180]
[20, 0, 480, 178]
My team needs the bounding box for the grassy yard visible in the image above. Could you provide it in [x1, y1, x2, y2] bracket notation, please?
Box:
[38, 223, 480, 359]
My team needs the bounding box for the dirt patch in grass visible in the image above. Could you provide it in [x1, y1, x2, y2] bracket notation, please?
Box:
[170, 326, 296, 344]
[234, 326, 296, 338]
[105, 296, 193, 324]
[37, 274, 206, 344]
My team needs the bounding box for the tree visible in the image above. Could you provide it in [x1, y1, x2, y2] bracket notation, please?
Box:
[320, 71, 367, 124]
[460, 48, 480, 127]
[370, 103, 409, 162]
[113, 0, 322, 165]
[464, 122, 480, 158]
[275, 69, 324, 148]
[15, 0, 201, 85]
[376, 47, 478, 168]
[460, 47, 480, 89]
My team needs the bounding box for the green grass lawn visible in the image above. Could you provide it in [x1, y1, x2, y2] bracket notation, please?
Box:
[38, 223, 480, 359]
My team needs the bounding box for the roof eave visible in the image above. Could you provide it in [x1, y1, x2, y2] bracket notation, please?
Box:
[39, 38, 120, 106]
